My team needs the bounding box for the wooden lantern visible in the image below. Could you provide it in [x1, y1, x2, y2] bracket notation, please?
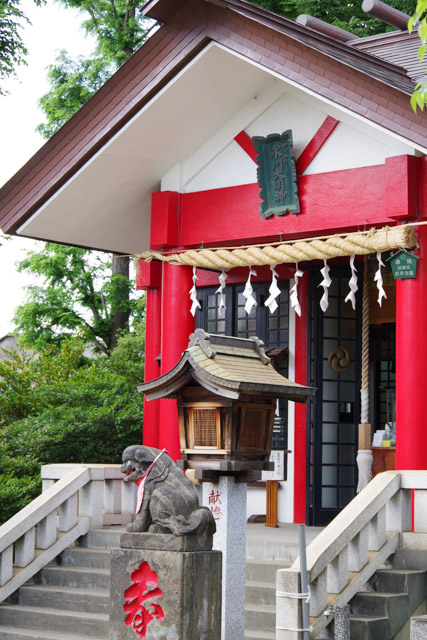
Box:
[139, 330, 315, 480]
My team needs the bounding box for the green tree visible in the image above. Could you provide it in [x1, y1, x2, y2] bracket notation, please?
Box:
[36, 0, 152, 138]
[36, 51, 113, 138]
[0, 329, 145, 523]
[32, 0, 152, 355]
[0, 0, 34, 93]
[14, 242, 143, 355]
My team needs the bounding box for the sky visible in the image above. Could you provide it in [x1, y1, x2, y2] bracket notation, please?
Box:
[0, 0, 96, 337]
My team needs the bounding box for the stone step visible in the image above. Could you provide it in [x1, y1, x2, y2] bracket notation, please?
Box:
[392, 548, 427, 570]
[59, 547, 111, 570]
[246, 559, 290, 583]
[246, 581, 275, 606]
[17, 584, 109, 614]
[245, 603, 276, 633]
[78, 528, 123, 549]
[350, 614, 391, 639]
[351, 592, 409, 637]
[373, 568, 424, 593]
[0, 605, 109, 637]
[373, 569, 427, 610]
[0, 626, 107, 640]
[246, 539, 300, 564]
[34, 565, 110, 590]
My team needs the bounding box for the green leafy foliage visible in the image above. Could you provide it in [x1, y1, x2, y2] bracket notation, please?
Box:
[0, 330, 145, 523]
[409, 0, 427, 111]
[14, 242, 143, 355]
[36, 51, 114, 138]
[0, 0, 29, 93]
[248, 0, 417, 36]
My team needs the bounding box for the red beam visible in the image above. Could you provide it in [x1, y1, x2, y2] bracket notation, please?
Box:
[149, 156, 417, 251]
[234, 130, 258, 164]
[177, 165, 391, 249]
[295, 115, 339, 175]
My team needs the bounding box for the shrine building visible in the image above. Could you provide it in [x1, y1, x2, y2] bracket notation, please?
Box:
[0, 0, 426, 526]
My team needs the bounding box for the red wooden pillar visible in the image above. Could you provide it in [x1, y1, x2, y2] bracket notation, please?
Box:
[137, 261, 162, 448]
[293, 271, 309, 523]
[159, 261, 195, 460]
[142, 286, 162, 448]
[396, 225, 427, 470]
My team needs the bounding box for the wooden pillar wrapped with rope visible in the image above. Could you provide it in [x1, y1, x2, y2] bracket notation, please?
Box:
[356, 255, 373, 492]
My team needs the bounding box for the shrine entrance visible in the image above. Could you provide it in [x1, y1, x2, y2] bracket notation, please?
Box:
[195, 280, 290, 458]
[308, 267, 362, 526]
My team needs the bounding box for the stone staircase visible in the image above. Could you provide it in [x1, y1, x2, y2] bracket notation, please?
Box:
[2, 524, 427, 640]
[349, 549, 427, 639]
[0, 529, 116, 640]
[245, 558, 288, 640]
[350, 568, 427, 638]
[0, 525, 296, 640]
[244, 524, 309, 640]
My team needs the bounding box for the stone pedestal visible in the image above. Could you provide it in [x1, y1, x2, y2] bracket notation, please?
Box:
[110, 532, 221, 640]
[202, 476, 247, 640]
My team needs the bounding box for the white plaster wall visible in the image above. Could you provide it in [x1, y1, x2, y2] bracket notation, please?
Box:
[183, 78, 416, 194]
[246, 485, 267, 520]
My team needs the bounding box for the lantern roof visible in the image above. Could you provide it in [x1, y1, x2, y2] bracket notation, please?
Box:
[139, 329, 316, 402]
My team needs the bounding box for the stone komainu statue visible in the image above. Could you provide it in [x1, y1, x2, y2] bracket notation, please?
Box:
[121, 445, 216, 536]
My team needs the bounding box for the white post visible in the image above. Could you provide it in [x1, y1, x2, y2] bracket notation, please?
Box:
[79, 480, 104, 529]
[203, 476, 247, 640]
[0, 546, 13, 586]
[58, 493, 78, 532]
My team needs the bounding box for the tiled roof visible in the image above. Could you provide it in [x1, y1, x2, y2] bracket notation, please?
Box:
[0, 0, 425, 242]
[350, 30, 427, 83]
[140, 331, 315, 402]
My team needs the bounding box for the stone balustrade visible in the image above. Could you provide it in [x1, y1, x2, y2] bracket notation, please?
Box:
[0, 464, 135, 604]
[276, 470, 427, 639]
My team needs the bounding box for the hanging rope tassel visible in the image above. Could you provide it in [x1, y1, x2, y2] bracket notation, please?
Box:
[375, 252, 387, 307]
[189, 266, 201, 316]
[345, 254, 358, 310]
[319, 259, 331, 312]
[243, 267, 257, 314]
[265, 266, 281, 313]
[290, 263, 303, 317]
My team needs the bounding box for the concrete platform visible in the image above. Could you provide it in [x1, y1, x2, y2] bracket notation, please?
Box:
[246, 522, 323, 562]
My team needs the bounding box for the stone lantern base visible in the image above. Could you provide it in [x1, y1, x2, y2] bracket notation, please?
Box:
[109, 532, 222, 640]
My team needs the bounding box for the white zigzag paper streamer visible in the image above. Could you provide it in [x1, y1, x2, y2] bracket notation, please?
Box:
[243, 267, 257, 314]
[290, 263, 303, 317]
[265, 266, 281, 313]
[319, 259, 332, 312]
[345, 254, 358, 310]
[189, 266, 201, 316]
[215, 269, 228, 316]
[375, 252, 387, 307]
